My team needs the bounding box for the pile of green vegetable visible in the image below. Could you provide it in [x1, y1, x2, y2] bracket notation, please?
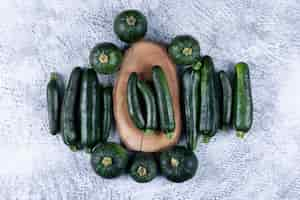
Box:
[46, 9, 253, 183]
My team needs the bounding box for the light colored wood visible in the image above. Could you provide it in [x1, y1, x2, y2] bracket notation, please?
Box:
[113, 40, 181, 152]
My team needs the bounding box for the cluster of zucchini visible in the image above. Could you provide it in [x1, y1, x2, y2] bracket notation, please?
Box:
[168, 35, 253, 150]
[46, 9, 253, 183]
[127, 66, 175, 138]
[47, 67, 113, 152]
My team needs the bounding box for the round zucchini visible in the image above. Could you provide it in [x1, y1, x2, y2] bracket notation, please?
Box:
[89, 42, 123, 74]
[114, 10, 147, 43]
[91, 142, 129, 179]
[129, 153, 158, 183]
[159, 146, 198, 182]
[168, 35, 200, 65]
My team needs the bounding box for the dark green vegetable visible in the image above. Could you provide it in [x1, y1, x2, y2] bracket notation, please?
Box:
[168, 35, 200, 65]
[152, 66, 175, 138]
[182, 66, 201, 150]
[89, 42, 123, 74]
[61, 67, 82, 151]
[102, 86, 113, 142]
[233, 62, 253, 138]
[218, 71, 232, 128]
[137, 79, 158, 133]
[129, 153, 158, 183]
[80, 69, 101, 152]
[91, 142, 129, 178]
[47, 72, 62, 135]
[114, 10, 147, 43]
[127, 72, 145, 129]
[199, 56, 219, 143]
[159, 146, 198, 182]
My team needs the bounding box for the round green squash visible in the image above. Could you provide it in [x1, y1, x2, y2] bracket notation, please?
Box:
[91, 142, 129, 178]
[89, 42, 123, 74]
[168, 35, 200, 65]
[114, 10, 147, 43]
[130, 153, 158, 183]
[159, 146, 198, 182]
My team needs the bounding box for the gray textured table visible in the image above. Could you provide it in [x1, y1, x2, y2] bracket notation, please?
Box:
[1, 0, 300, 200]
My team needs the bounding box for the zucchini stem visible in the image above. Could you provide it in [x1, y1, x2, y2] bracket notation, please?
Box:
[69, 145, 78, 152]
[50, 72, 58, 80]
[144, 129, 154, 135]
[165, 132, 173, 139]
[202, 135, 211, 144]
[236, 131, 246, 139]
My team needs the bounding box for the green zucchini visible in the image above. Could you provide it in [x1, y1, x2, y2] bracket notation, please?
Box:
[137, 79, 158, 133]
[152, 66, 175, 138]
[80, 68, 102, 152]
[47, 72, 62, 135]
[102, 86, 113, 142]
[61, 67, 82, 151]
[127, 72, 145, 129]
[233, 62, 253, 138]
[218, 71, 232, 128]
[199, 56, 219, 142]
[182, 67, 200, 150]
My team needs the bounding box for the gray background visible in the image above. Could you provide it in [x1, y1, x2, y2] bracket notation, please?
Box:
[1, 0, 300, 199]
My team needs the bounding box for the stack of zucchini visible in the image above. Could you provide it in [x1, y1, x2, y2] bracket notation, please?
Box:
[45, 9, 253, 183]
[47, 67, 114, 152]
[127, 66, 175, 138]
[169, 35, 253, 151]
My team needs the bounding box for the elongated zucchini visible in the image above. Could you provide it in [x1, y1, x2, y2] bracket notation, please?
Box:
[47, 72, 62, 135]
[199, 56, 219, 142]
[233, 62, 253, 138]
[127, 72, 145, 129]
[218, 71, 232, 128]
[152, 66, 175, 138]
[61, 67, 82, 151]
[137, 80, 157, 133]
[182, 67, 200, 150]
[102, 86, 113, 142]
[80, 68, 101, 152]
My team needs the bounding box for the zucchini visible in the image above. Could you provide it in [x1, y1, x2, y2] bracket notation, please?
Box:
[233, 62, 253, 138]
[61, 67, 82, 151]
[102, 86, 113, 142]
[137, 79, 158, 133]
[127, 72, 145, 129]
[80, 68, 102, 152]
[199, 56, 219, 142]
[152, 66, 175, 138]
[218, 71, 232, 128]
[182, 67, 200, 150]
[47, 72, 62, 135]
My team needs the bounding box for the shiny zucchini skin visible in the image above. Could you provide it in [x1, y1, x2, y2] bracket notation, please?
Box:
[137, 79, 158, 133]
[218, 71, 232, 127]
[61, 67, 82, 151]
[127, 72, 145, 129]
[80, 68, 101, 152]
[199, 56, 219, 142]
[182, 67, 200, 150]
[102, 86, 113, 142]
[47, 72, 62, 135]
[152, 66, 175, 138]
[233, 62, 253, 138]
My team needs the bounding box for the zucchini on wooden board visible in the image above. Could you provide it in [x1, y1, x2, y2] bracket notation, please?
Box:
[47, 72, 62, 135]
[113, 41, 181, 152]
[233, 62, 253, 138]
[61, 67, 82, 151]
[80, 68, 102, 152]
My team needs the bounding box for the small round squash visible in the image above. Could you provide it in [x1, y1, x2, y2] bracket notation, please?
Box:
[114, 10, 147, 43]
[159, 146, 198, 182]
[168, 35, 200, 65]
[89, 42, 123, 74]
[91, 142, 129, 178]
[129, 153, 158, 183]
